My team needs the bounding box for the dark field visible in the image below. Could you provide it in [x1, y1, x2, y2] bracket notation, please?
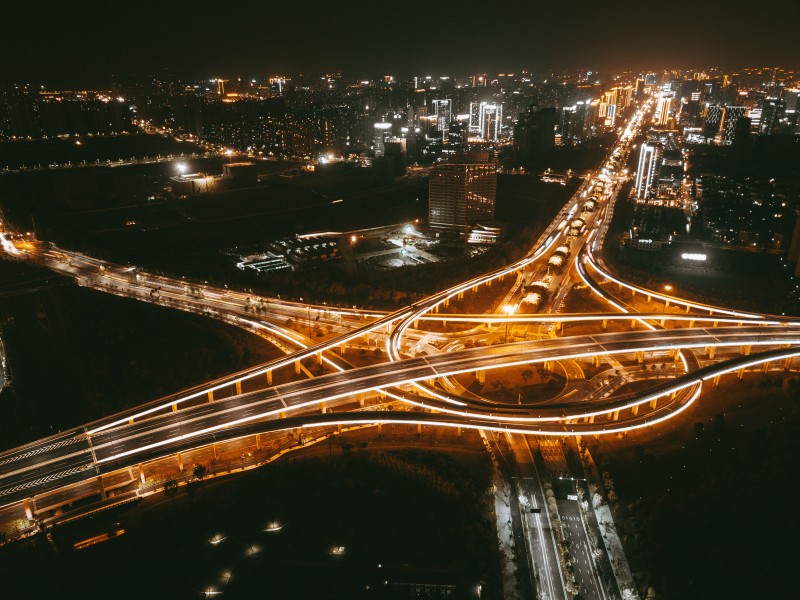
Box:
[0, 444, 500, 600]
[0, 261, 281, 449]
[0, 133, 204, 170]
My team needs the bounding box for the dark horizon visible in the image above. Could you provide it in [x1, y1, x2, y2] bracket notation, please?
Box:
[3, 0, 800, 85]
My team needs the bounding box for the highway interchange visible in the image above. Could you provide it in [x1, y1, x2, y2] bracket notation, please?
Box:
[2, 99, 799, 599]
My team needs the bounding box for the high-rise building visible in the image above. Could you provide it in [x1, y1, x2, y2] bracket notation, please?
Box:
[478, 102, 503, 141]
[654, 93, 674, 126]
[468, 102, 481, 133]
[428, 161, 496, 228]
[432, 99, 452, 139]
[721, 106, 747, 143]
[635, 142, 662, 201]
[513, 106, 557, 165]
[704, 105, 724, 140]
[373, 122, 392, 157]
[760, 97, 785, 134]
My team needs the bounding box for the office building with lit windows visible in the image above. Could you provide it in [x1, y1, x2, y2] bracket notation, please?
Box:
[722, 106, 747, 143]
[432, 99, 452, 138]
[428, 161, 496, 228]
[373, 122, 392, 157]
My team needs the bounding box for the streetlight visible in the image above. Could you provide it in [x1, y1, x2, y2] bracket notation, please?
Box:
[176, 162, 186, 175]
[502, 304, 516, 342]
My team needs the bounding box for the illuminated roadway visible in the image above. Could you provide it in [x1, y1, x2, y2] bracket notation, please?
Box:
[2, 100, 799, 504]
[1, 323, 799, 507]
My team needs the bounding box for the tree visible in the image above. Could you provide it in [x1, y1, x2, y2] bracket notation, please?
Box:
[163, 478, 178, 500]
[193, 464, 208, 481]
[521, 369, 534, 384]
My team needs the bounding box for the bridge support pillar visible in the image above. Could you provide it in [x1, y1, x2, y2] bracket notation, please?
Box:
[317, 352, 323, 366]
[592, 355, 601, 368]
[660, 319, 665, 327]
[712, 321, 719, 328]
[176, 452, 183, 472]
[588, 415, 595, 424]
[255, 434, 261, 450]
[95, 475, 107, 500]
[138, 464, 146, 484]
[630, 319, 637, 329]
[665, 299, 670, 309]
[413, 320, 419, 330]
[685, 304, 690, 313]
[280, 411, 286, 419]
[649, 398, 658, 409]
[689, 320, 695, 328]
[476, 370, 486, 384]
[267, 370, 273, 385]
[631, 405, 639, 416]
[417, 423, 422, 436]
[737, 367, 745, 380]
[635, 351, 644, 364]
[378, 423, 382, 436]
[321, 402, 327, 414]
[359, 394, 365, 407]
[705, 347, 716, 359]
[647, 294, 651, 302]
[740, 345, 751, 356]
[762, 361, 770, 374]
[713, 374, 721, 387]
[171, 403, 177, 412]
[337, 424, 342, 433]
[22, 499, 34, 520]
[458, 292, 464, 301]
[785, 357, 793, 372]
[207, 391, 214, 402]
[486, 280, 491, 288]
[443, 298, 449, 308]
[128, 418, 134, 425]
[544, 361, 554, 372]
[295, 360, 301, 375]
[235, 381, 242, 395]
[212, 443, 219, 460]
[602, 319, 608, 329]
[457, 426, 462, 439]
[611, 410, 620, 421]
[472, 285, 478, 293]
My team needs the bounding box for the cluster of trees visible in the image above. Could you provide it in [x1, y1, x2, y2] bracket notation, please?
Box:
[370, 451, 462, 498]
[598, 391, 800, 599]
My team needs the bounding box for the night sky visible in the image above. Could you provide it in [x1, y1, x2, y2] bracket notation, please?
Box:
[3, 0, 800, 83]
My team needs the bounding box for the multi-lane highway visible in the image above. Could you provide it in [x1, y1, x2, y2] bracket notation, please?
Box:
[2, 322, 798, 507]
